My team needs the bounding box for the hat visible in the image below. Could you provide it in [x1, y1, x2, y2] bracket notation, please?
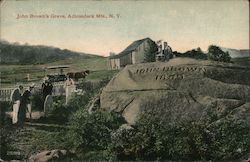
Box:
[29, 83, 35, 88]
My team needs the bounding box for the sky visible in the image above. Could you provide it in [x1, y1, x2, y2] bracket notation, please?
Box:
[0, 0, 249, 56]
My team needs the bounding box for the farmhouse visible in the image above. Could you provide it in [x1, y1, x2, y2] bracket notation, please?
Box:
[109, 37, 155, 69]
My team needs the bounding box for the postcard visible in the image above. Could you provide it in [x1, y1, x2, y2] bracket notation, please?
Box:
[0, 0, 249, 161]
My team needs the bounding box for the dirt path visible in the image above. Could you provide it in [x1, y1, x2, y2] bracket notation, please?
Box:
[6, 111, 45, 119]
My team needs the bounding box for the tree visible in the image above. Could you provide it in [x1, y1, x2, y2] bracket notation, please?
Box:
[208, 45, 231, 62]
[174, 47, 207, 60]
[144, 41, 158, 62]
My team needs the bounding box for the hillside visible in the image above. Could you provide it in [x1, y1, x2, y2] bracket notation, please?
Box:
[232, 57, 250, 66]
[0, 56, 112, 87]
[0, 40, 99, 64]
[220, 47, 250, 58]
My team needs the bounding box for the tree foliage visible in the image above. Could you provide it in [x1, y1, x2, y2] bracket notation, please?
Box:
[175, 47, 207, 60]
[0, 40, 94, 64]
[64, 100, 250, 161]
[208, 45, 231, 62]
[144, 41, 158, 62]
[109, 109, 250, 161]
[66, 109, 125, 160]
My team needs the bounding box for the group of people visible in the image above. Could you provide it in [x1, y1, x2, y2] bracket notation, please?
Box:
[10, 84, 34, 127]
[42, 75, 75, 105]
[10, 75, 76, 127]
[10, 81, 53, 127]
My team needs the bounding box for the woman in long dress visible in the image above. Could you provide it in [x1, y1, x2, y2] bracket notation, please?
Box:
[64, 75, 75, 105]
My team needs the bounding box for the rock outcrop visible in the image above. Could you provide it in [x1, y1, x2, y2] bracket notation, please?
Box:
[28, 149, 68, 162]
[100, 58, 250, 124]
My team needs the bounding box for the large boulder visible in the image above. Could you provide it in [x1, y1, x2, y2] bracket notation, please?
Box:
[100, 58, 250, 124]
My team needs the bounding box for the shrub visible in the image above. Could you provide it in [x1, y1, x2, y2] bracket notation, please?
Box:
[67, 92, 93, 110]
[110, 111, 250, 161]
[0, 102, 13, 160]
[66, 109, 125, 160]
[208, 117, 250, 160]
[41, 92, 93, 124]
[175, 48, 207, 60]
[208, 45, 231, 62]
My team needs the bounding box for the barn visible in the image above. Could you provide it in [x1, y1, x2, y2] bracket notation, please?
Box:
[109, 37, 156, 69]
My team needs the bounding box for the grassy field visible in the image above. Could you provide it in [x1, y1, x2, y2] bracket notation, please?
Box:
[232, 57, 250, 67]
[0, 57, 116, 87]
[1, 56, 249, 88]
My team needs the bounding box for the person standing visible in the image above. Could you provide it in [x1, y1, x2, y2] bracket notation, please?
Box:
[18, 84, 34, 127]
[10, 85, 23, 124]
[41, 80, 46, 101]
[42, 80, 48, 102]
[64, 75, 75, 104]
[42, 80, 53, 104]
[47, 81, 53, 96]
[22, 83, 35, 119]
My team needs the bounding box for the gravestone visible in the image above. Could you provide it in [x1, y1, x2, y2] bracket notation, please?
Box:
[44, 95, 53, 116]
[100, 58, 250, 124]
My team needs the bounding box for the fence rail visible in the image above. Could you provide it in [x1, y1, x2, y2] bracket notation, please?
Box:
[0, 80, 108, 102]
[0, 82, 66, 102]
[0, 88, 15, 102]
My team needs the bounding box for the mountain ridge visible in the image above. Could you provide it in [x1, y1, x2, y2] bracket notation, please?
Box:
[0, 40, 101, 64]
[220, 46, 250, 58]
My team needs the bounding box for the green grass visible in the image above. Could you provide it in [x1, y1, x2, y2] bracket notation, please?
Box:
[45, 56, 108, 71]
[0, 57, 114, 87]
[232, 57, 250, 67]
[87, 70, 119, 81]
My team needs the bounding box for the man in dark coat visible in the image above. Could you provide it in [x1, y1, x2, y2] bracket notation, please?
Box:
[42, 80, 53, 101]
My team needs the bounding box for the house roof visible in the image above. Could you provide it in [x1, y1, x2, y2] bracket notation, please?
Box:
[109, 37, 152, 59]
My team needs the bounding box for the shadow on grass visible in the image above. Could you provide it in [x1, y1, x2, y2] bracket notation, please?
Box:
[26, 122, 68, 132]
[29, 111, 68, 124]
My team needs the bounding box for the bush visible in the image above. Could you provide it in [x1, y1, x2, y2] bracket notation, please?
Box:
[208, 45, 231, 62]
[175, 47, 207, 60]
[41, 92, 93, 124]
[208, 117, 250, 160]
[0, 101, 12, 112]
[66, 109, 125, 160]
[0, 101, 14, 160]
[110, 111, 250, 161]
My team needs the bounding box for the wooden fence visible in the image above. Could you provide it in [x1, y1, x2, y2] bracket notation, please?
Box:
[0, 82, 65, 102]
[0, 80, 108, 102]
